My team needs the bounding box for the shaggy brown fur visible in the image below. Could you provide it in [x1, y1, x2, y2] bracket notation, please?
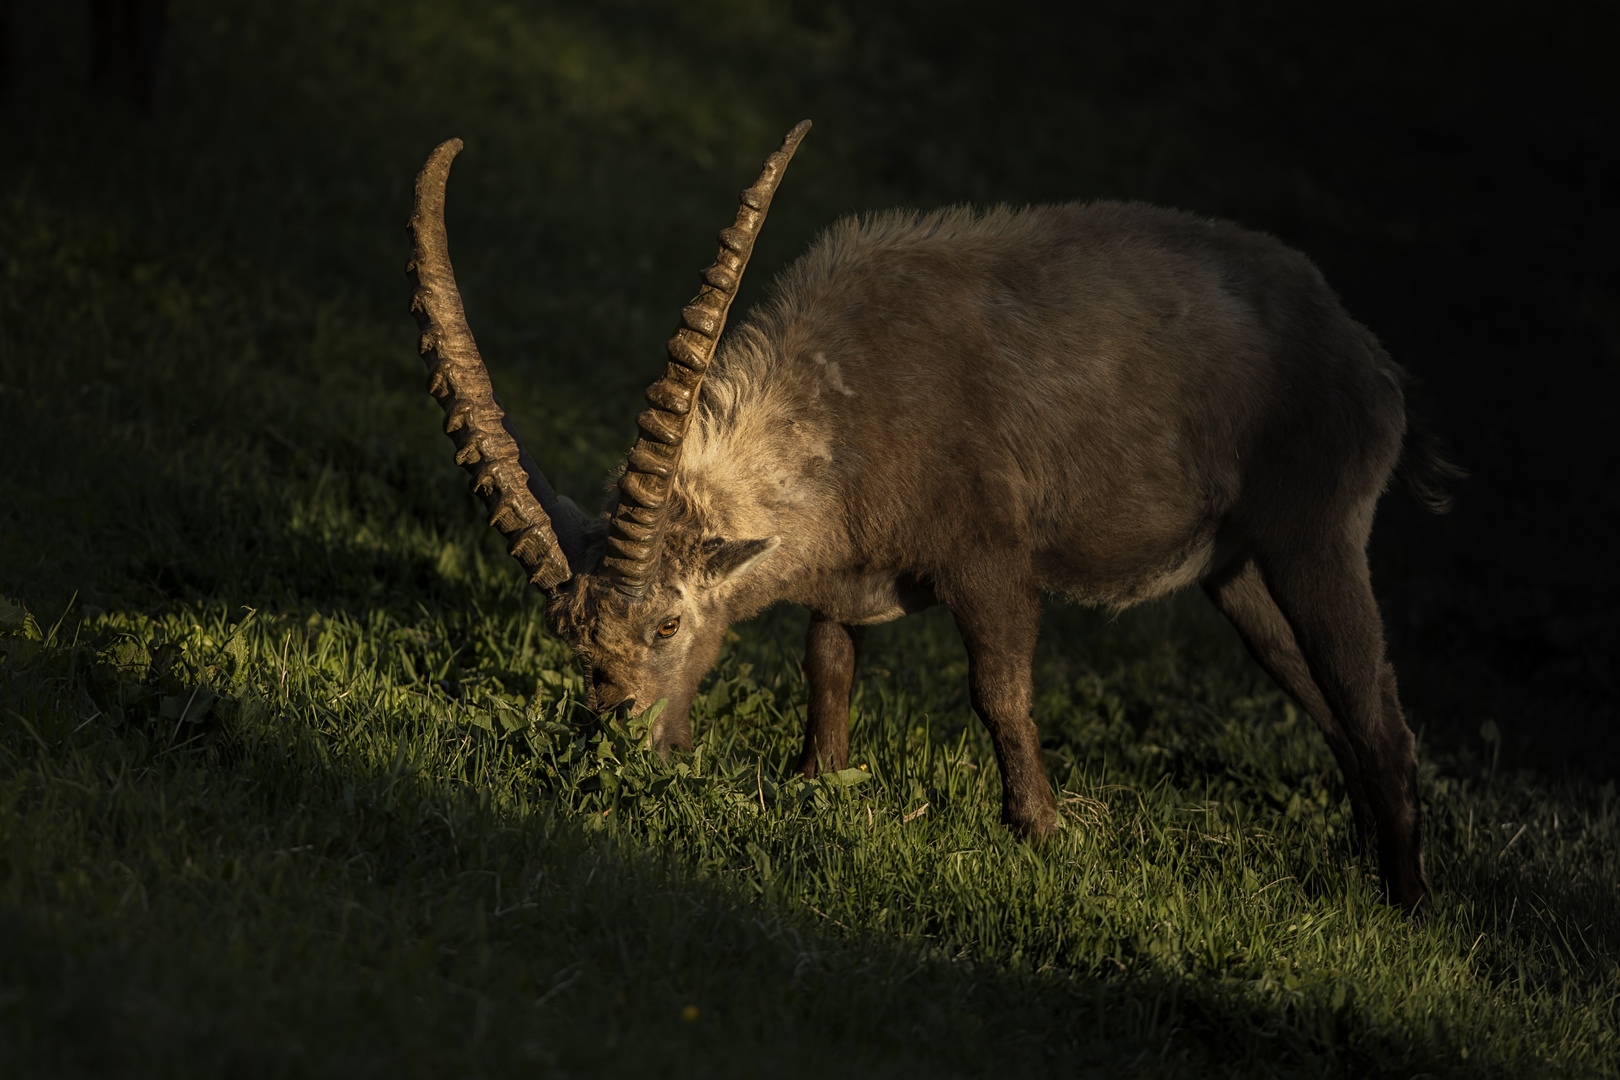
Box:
[414, 148, 1444, 917]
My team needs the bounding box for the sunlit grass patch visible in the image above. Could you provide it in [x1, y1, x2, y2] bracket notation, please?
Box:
[4, 586, 1616, 1076]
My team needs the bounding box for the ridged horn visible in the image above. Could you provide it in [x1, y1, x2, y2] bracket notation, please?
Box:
[407, 138, 588, 591]
[601, 120, 813, 596]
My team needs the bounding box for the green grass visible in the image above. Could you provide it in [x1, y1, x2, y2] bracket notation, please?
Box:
[2, 1, 1617, 1076]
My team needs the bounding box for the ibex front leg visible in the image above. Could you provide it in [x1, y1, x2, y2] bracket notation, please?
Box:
[949, 581, 1058, 840]
[798, 614, 861, 777]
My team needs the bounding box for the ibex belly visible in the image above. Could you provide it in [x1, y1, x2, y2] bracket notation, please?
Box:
[804, 571, 939, 625]
[1037, 525, 1220, 609]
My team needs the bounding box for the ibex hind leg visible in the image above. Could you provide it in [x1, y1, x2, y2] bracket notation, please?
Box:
[1202, 556, 1378, 847]
[1251, 537, 1431, 915]
[798, 614, 860, 777]
[947, 580, 1059, 840]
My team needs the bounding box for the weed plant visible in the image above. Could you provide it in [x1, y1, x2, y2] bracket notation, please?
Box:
[1, 2, 1616, 1076]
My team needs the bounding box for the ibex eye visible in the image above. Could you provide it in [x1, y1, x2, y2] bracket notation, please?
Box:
[657, 617, 681, 639]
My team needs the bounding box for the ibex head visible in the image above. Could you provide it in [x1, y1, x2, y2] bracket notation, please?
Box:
[406, 123, 810, 751]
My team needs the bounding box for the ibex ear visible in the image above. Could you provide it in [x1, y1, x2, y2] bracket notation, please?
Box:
[705, 537, 780, 582]
[554, 495, 600, 534]
[553, 495, 609, 572]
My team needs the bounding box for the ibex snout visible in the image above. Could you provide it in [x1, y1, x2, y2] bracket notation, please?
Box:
[588, 668, 634, 717]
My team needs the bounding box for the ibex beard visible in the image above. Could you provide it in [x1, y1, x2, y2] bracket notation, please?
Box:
[407, 121, 1448, 916]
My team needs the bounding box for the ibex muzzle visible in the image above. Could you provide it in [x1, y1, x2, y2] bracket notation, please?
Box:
[407, 122, 1444, 915]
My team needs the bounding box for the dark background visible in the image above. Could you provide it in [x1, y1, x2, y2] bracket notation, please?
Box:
[4, 0, 1616, 776]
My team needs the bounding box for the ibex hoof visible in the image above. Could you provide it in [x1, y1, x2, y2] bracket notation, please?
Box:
[1004, 801, 1060, 843]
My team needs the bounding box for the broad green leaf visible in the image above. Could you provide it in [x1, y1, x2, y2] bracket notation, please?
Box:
[826, 767, 872, 787]
[159, 686, 218, 725]
[0, 596, 41, 640]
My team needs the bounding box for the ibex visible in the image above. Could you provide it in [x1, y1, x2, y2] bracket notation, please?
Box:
[407, 122, 1446, 914]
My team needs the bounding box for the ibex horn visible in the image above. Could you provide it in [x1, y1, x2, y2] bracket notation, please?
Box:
[407, 138, 590, 591]
[601, 120, 813, 597]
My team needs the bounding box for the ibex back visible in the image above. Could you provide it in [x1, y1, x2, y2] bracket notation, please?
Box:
[407, 122, 1439, 915]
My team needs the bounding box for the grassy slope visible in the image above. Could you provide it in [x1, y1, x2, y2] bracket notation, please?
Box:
[2, 1, 1616, 1076]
